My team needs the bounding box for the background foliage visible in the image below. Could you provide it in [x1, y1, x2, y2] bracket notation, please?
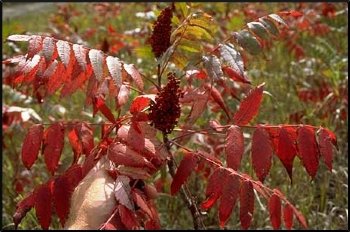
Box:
[2, 2, 348, 230]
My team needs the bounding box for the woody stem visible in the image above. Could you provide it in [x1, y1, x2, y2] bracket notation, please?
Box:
[163, 133, 206, 230]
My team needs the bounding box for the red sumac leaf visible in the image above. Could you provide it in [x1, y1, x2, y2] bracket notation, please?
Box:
[56, 40, 71, 68]
[124, 63, 144, 90]
[297, 126, 319, 179]
[21, 124, 44, 169]
[94, 96, 116, 123]
[7, 34, 32, 42]
[171, 152, 198, 195]
[115, 175, 134, 210]
[131, 189, 153, 218]
[42, 37, 57, 62]
[53, 175, 71, 227]
[127, 122, 145, 153]
[34, 182, 53, 229]
[283, 203, 294, 229]
[219, 173, 240, 228]
[43, 122, 65, 175]
[204, 83, 230, 118]
[68, 127, 82, 163]
[233, 83, 264, 126]
[277, 127, 297, 181]
[47, 62, 65, 95]
[108, 142, 154, 169]
[77, 122, 94, 156]
[130, 95, 154, 114]
[117, 84, 130, 107]
[89, 49, 104, 81]
[318, 128, 334, 171]
[222, 66, 251, 84]
[118, 205, 140, 229]
[60, 65, 93, 97]
[252, 126, 272, 182]
[13, 192, 35, 229]
[64, 164, 83, 188]
[240, 179, 254, 230]
[291, 205, 307, 228]
[321, 127, 337, 148]
[269, 193, 282, 229]
[201, 167, 226, 209]
[106, 56, 122, 88]
[28, 35, 43, 59]
[72, 44, 88, 71]
[225, 125, 244, 170]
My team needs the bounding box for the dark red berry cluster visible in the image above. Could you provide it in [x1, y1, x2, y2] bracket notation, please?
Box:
[149, 5, 174, 58]
[149, 73, 183, 134]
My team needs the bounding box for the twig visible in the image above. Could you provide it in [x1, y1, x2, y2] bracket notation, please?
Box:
[163, 133, 206, 230]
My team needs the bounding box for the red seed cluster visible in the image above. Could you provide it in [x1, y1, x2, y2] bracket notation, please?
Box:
[149, 5, 174, 58]
[149, 73, 183, 134]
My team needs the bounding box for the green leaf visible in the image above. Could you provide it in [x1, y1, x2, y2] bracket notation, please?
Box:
[219, 43, 244, 77]
[235, 30, 262, 55]
[268, 14, 288, 28]
[203, 55, 223, 81]
[259, 17, 279, 37]
[247, 22, 270, 41]
[175, 3, 189, 17]
[177, 39, 201, 53]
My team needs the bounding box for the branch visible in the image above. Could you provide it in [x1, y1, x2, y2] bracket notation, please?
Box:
[163, 134, 206, 230]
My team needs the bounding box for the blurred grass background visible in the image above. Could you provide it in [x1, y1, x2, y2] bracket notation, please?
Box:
[2, 2, 348, 230]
